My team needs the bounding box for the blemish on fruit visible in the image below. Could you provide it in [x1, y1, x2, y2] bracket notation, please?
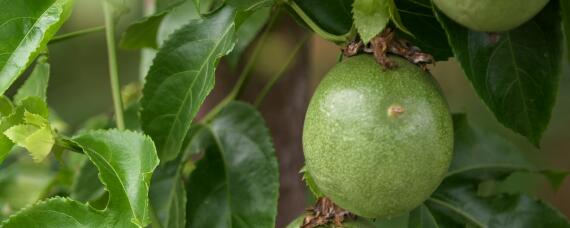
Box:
[388, 105, 405, 117]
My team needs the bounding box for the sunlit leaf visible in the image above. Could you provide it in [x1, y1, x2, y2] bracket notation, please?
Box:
[0, 0, 74, 95]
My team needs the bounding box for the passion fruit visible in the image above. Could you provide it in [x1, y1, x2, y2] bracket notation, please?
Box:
[433, 0, 548, 32]
[302, 55, 453, 218]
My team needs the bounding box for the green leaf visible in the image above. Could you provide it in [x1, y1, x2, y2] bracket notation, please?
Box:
[227, 7, 270, 68]
[421, 115, 570, 227]
[70, 160, 105, 202]
[227, 0, 273, 11]
[119, 0, 185, 49]
[0, 96, 13, 117]
[427, 179, 570, 227]
[435, 1, 562, 146]
[409, 205, 438, 228]
[141, 7, 236, 163]
[186, 102, 279, 227]
[562, 0, 570, 62]
[448, 114, 532, 178]
[0, 0, 74, 95]
[13, 56, 50, 104]
[291, 0, 354, 36]
[4, 124, 55, 162]
[0, 97, 49, 164]
[386, 0, 411, 35]
[353, 0, 390, 43]
[396, 0, 452, 61]
[1, 130, 159, 227]
[149, 157, 187, 228]
[1, 197, 107, 227]
[73, 130, 159, 227]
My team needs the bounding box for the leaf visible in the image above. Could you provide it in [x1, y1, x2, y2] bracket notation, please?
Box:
[73, 130, 159, 227]
[562, 0, 570, 62]
[435, 1, 562, 146]
[449, 114, 532, 178]
[70, 160, 105, 202]
[291, 0, 354, 36]
[0, 97, 49, 164]
[353, 0, 390, 43]
[395, 0, 452, 61]
[227, 7, 270, 68]
[149, 157, 187, 228]
[141, 7, 236, 163]
[227, 0, 273, 11]
[449, 115, 567, 187]
[386, 0, 411, 35]
[409, 205, 438, 228]
[4, 124, 54, 162]
[1, 130, 159, 227]
[186, 102, 279, 228]
[420, 115, 570, 227]
[1, 197, 107, 228]
[0, 96, 13, 117]
[427, 179, 570, 227]
[13, 56, 50, 104]
[119, 0, 185, 49]
[0, 0, 74, 95]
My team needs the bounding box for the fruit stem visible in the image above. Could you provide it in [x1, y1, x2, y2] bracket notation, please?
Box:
[254, 33, 310, 107]
[202, 5, 281, 122]
[103, 1, 125, 130]
[48, 26, 106, 45]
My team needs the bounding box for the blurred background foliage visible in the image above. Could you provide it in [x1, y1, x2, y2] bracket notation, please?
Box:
[0, 0, 568, 225]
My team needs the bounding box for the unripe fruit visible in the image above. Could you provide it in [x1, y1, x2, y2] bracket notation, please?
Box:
[302, 55, 453, 218]
[433, 0, 549, 32]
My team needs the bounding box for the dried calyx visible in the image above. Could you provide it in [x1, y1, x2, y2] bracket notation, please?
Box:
[342, 27, 434, 71]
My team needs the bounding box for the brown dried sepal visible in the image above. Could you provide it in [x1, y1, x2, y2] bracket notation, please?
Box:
[343, 27, 434, 71]
[301, 197, 357, 228]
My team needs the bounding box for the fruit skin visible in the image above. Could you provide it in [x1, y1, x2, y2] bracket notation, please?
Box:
[433, 0, 548, 32]
[302, 55, 453, 219]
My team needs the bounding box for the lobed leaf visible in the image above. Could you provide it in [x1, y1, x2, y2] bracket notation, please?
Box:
[1, 130, 159, 227]
[0, 0, 74, 95]
[141, 7, 236, 163]
[186, 102, 279, 228]
[435, 1, 562, 146]
[352, 0, 390, 43]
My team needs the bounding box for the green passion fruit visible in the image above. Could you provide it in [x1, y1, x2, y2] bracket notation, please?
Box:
[433, 0, 549, 32]
[302, 55, 453, 219]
